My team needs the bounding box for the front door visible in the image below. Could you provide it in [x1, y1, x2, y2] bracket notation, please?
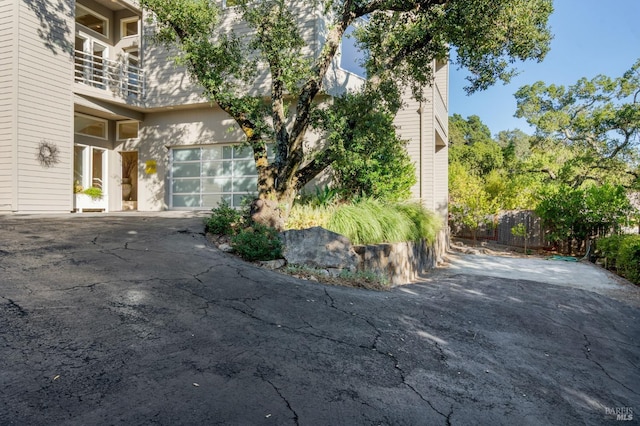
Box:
[74, 145, 108, 212]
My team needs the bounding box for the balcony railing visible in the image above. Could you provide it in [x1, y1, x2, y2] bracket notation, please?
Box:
[74, 50, 145, 101]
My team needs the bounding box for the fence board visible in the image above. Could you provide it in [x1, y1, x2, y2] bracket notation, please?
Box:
[451, 210, 552, 249]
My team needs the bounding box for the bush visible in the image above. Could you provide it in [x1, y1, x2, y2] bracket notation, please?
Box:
[231, 223, 282, 261]
[286, 204, 333, 230]
[326, 198, 441, 245]
[596, 234, 640, 284]
[394, 202, 442, 244]
[205, 201, 243, 235]
[617, 236, 640, 284]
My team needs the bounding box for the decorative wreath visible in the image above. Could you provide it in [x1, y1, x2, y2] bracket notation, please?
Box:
[37, 140, 60, 168]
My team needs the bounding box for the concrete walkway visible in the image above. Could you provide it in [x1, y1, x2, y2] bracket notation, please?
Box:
[1, 214, 638, 425]
[435, 249, 640, 308]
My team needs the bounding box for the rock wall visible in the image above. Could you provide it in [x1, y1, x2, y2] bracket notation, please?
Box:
[279, 227, 449, 286]
[354, 228, 449, 286]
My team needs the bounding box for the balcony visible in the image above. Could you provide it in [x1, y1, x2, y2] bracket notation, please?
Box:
[74, 49, 145, 102]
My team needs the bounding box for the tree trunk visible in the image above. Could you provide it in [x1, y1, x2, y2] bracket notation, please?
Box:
[251, 181, 297, 231]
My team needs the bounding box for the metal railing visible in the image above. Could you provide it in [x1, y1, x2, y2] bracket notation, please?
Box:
[74, 50, 145, 101]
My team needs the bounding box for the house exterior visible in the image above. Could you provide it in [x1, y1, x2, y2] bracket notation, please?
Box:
[0, 0, 448, 219]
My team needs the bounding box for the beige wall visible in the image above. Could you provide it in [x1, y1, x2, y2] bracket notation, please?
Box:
[11, 0, 75, 212]
[394, 60, 449, 220]
[142, 1, 362, 109]
[0, 0, 17, 211]
[4, 0, 445, 215]
[129, 107, 242, 210]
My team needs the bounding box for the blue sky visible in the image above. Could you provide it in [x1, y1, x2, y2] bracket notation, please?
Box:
[450, 0, 640, 136]
[341, 0, 640, 137]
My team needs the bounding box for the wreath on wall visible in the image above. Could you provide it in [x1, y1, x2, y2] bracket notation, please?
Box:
[37, 140, 60, 168]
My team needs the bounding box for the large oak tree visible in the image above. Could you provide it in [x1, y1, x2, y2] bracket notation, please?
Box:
[141, 0, 553, 226]
[515, 58, 640, 188]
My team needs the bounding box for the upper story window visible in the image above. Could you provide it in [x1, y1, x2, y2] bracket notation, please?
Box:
[117, 121, 139, 140]
[75, 113, 108, 139]
[121, 17, 139, 38]
[76, 4, 109, 37]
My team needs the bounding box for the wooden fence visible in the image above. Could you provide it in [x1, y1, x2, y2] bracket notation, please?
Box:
[451, 210, 552, 249]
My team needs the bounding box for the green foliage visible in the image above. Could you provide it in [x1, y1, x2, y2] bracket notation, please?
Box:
[310, 186, 339, 208]
[205, 201, 243, 235]
[448, 163, 499, 237]
[286, 203, 332, 230]
[515, 58, 640, 188]
[356, 0, 553, 95]
[596, 234, 640, 285]
[313, 91, 416, 202]
[82, 187, 103, 200]
[283, 264, 390, 289]
[595, 234, 626, 266]
[535, 184, 634, 250]
[449, 114, 493, 146]
[448, 114, 544, 212]
[337, 269, 390, 287]
[231, 223, 282, 261]
[142, 0, 553, 214]
[511, 223, 527, 238]
[325, 199, 441, 245]
[394, 202, 442, 245]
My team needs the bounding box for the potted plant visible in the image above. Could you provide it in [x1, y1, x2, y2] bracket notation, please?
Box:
[74, 184, 107, 212]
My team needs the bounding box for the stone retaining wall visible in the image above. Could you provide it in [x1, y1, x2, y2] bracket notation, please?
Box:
[354, 228, 449, 286]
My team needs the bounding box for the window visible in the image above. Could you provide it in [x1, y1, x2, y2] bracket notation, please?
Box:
[76, 4, 109, 37]
[75, 35, 108, 88]
[117, 121, 139, 140]
[74, 145, 107, 190]
[124, 49, 142, 97]
[74, 113, 108, 139]
[121, 17, 139, 37]
[170, 145, 274, 209]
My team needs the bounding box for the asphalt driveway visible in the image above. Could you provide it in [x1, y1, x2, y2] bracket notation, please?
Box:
[1, 214, 638, 425]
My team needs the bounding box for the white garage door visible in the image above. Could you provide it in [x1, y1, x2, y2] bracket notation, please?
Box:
[170, 145, 271, 209]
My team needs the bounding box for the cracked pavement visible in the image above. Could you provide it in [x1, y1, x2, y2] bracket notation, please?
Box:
[1, 213, 639, 425]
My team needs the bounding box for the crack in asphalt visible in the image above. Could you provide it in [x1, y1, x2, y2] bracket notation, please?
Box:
[535, 311, 639, 349]
[2, 297, 28, 316]
[322, 290, 453, 423]
[260, 377, 300, 425]
[193, 265, 218, 284]
[583, 334, 639, 396]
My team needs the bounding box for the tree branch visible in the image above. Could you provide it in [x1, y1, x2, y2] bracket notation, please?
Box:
[295, 150, 333, 191]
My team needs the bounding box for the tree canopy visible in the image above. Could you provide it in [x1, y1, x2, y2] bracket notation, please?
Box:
[515, 58, 640, 188]
[141, 0, 553, 225]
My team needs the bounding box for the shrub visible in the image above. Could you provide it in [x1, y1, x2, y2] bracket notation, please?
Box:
[617, 236, 640, 284]
[394, 202, 442, 244]
[205, 201, 243, 235]
[596, 234, 640, 284]
[326, 198, 441, 245]
[286, 204, 333, 230]
[231, 223, 282, 261]
[595, 235, 625, 267]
